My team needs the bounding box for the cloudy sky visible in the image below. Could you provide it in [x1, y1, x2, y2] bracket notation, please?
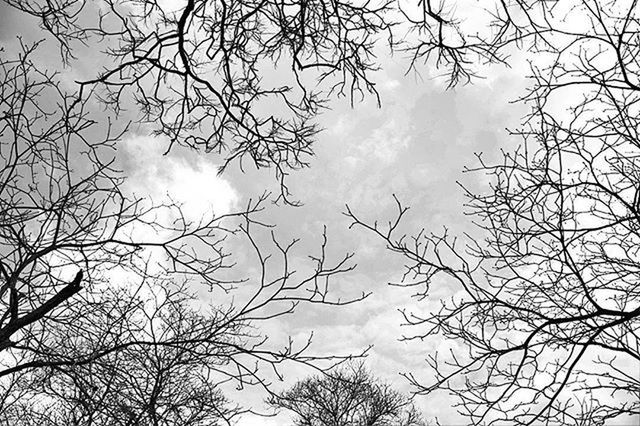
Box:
[196, 56, 528, 424]
[0, 2, 542, 424]
[208, 49, 531, 424]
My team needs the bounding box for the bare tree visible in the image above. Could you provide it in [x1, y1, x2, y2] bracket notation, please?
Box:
[1, 281, 243, 426]
[8, 0, 617, 200]
[0, 42, 370, 424]
[268, 362, 429, 426]
[349, 111, 640, 424]
[3, 0, 396, 202]
[2, 0, 540, 201]
[346, 2, 640, 423]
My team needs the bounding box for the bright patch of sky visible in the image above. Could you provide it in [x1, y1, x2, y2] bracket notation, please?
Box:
[120, 134, 239, 221]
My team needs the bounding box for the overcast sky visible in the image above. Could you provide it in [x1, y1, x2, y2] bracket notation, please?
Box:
[202, 56, 529, 424]
[0, 3, 535, 424]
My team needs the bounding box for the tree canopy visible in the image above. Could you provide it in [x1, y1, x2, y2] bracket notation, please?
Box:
[347, 1, 640, 424]
[269, 363, 428, 426]
[1, 0, 640, 425]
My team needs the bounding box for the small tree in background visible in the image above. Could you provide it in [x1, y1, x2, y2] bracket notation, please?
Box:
[269, 362, 429, 426]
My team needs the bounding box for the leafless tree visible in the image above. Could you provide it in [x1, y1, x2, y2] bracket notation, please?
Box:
[1, 280, 244, 426]
[346, 2, 640, 424]
[4, 0, 396, 202]
[2, 0, 544, 201]
[0, 42, 370, 424]
[268, 362, 429, 426]
[10, 0, 623, 201]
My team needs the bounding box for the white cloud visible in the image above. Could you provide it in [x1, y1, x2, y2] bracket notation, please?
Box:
[383, 79, 401, 91]
[120, 134, 239, 221]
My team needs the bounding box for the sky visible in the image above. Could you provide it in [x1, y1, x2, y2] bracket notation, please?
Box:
[124, 55, 527, 424]
[4, 2, 633, 425]
[220, 60, 529, 425]
[121, 67, 529, 424]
